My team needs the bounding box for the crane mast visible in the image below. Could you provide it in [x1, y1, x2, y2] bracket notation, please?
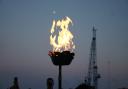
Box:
[86, 27, 100, 89]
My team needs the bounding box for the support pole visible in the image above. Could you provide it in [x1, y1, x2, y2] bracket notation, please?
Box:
[58, 65, 62, 89]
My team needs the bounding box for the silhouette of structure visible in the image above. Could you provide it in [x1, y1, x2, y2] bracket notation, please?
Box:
[9, 77, 20, 89]
[75, 83, 94, 89]
[49, 51, 74, 89]
[85, 27, 100, 89]
[47, 78, 54, 89]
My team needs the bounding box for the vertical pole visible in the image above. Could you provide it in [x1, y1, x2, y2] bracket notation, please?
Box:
[58, 65, 62, 89]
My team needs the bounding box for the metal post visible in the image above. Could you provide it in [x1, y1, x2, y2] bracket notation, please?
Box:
[58, 65, 62, 89]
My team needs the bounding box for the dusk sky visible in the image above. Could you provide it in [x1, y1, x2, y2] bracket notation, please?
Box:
[0, 0, 128, 89]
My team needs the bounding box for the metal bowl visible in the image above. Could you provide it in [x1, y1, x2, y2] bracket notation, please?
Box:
[49, 51, 75, 65]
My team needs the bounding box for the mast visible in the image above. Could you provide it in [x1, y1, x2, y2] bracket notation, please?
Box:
[86, 27, 100, 89]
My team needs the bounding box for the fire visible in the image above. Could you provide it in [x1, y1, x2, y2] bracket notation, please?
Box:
[50, 16, 75, 52]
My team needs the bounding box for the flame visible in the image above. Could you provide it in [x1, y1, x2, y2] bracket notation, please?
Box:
[50, 16, 75, 52]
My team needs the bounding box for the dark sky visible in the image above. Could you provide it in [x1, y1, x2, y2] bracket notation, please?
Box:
[0, 0, 128, 89]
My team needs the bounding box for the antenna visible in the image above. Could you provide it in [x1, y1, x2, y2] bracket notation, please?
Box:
[86, 27, 100, 89]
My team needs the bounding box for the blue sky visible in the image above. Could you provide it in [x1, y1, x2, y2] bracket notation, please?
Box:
[0, 0, 128, 89]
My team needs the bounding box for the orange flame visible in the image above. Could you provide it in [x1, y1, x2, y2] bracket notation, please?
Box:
[50, 16, 75, 52]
